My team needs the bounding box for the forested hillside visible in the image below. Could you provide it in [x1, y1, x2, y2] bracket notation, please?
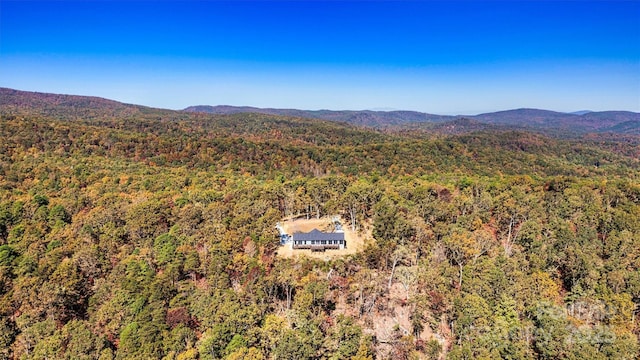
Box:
[0, 89, 639, 359]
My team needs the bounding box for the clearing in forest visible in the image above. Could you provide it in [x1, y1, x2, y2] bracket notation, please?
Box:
[276, 216, 371, 260]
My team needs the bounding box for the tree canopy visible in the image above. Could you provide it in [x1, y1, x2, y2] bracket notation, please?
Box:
[0, 92, 638, 359]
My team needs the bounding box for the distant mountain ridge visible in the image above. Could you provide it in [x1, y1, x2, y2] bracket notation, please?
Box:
[570, 110, 592, 115]
[1, 88, 638, 135]
[184, 105, 453, 127]
[472, 108, 640, 132]
[184, 104, 640, 134]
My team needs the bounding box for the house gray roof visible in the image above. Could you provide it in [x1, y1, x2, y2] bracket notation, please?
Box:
[292, 229, 344, 241]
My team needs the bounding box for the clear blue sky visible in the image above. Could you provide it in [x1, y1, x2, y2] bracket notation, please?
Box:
[1, 1, 638, 114]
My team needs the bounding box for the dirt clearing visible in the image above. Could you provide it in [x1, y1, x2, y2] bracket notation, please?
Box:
[276, 216, 371, 260]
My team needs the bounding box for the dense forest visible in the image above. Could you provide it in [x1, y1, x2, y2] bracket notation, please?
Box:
[0, 89, 639, 359]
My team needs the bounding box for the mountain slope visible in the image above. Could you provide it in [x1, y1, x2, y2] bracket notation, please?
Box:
[602, 120, 640, 135]
[0, 87, 147, 119]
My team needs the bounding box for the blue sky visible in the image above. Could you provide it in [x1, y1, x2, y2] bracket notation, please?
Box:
[1, 1, 638, 114]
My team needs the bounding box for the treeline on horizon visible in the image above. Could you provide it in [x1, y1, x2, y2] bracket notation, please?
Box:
[0, 99, 639, 359]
